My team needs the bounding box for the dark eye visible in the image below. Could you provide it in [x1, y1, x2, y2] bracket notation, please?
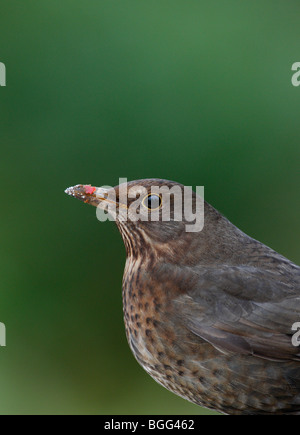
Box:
[142, 194, 162, 210]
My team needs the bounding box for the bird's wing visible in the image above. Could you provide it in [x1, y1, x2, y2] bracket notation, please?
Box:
[172, 265, 300, 361]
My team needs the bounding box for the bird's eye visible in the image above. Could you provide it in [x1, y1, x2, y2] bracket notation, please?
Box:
[142, 194, 162, 210]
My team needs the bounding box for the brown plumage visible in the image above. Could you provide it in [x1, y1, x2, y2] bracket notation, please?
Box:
[65, 179, 300, 415]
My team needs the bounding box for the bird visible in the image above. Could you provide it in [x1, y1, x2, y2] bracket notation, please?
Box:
[65, 178, 300, 415]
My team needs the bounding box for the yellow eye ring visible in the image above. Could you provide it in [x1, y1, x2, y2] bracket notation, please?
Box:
[142, 194, 162, 211]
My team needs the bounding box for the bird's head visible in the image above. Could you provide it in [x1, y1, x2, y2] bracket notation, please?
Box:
[65, 179, 206, 260]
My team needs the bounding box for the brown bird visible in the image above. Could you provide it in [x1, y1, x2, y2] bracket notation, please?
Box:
[65, 179, 300, 415]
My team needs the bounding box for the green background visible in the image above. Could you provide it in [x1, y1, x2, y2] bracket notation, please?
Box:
[0, 1, 299, 415]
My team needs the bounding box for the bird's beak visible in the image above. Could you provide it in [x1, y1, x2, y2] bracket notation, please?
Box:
[65, 184, 112, 208]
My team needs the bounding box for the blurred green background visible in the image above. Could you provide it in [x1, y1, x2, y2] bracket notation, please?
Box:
[0, 0, 299, 415]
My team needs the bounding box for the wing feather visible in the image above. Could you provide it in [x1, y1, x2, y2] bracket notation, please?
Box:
[173, 264, 300, 361]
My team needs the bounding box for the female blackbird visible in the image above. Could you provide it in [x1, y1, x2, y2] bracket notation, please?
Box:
[65, 179, 300, 415]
